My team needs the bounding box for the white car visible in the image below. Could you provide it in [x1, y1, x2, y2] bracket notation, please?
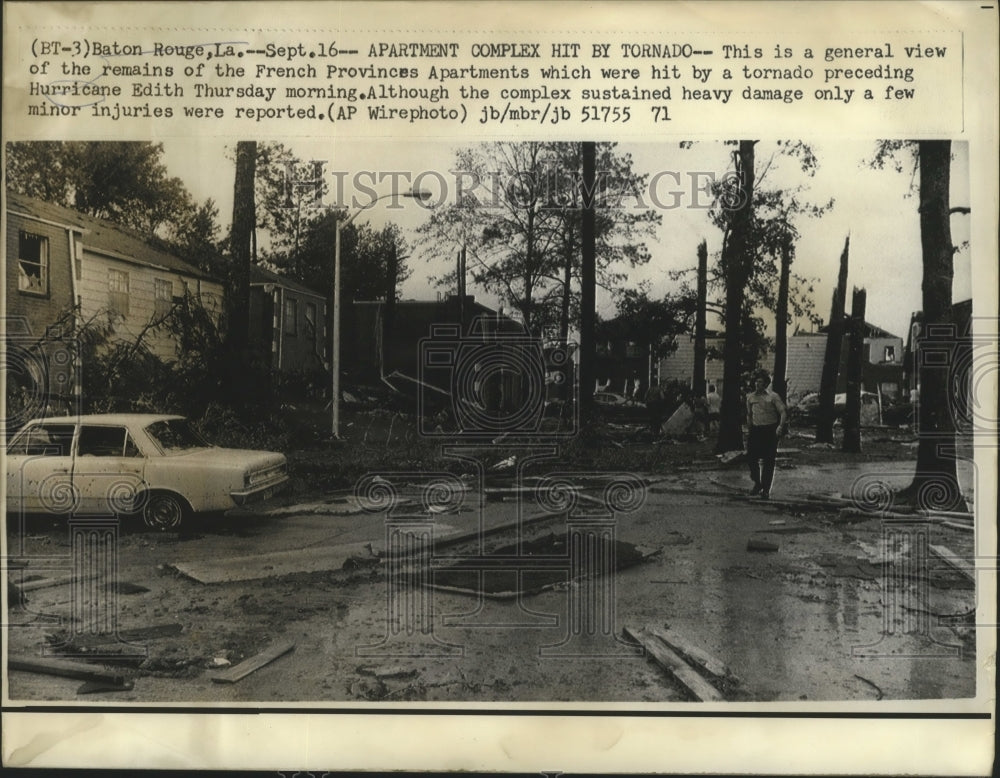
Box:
[5, 414, 289, 530]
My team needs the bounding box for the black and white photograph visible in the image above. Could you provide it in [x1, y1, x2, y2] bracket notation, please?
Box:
[1, 1, 996, 774]
[3, 136, 981, 702]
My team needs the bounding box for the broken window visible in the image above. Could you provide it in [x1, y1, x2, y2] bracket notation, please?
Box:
[108, 269, 130, 316]
[18, 231, 48, 294]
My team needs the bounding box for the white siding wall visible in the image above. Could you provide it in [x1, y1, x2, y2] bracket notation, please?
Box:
[79, 249, 224, 361]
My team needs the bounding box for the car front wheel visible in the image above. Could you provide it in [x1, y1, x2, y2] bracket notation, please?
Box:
[142, 491, 189, 531]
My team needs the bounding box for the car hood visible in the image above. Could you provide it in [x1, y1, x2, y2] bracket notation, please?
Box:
[157, 447, 285, 468]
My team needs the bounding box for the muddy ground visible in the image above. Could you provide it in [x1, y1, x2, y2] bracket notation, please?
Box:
[4, 415, 980, 704]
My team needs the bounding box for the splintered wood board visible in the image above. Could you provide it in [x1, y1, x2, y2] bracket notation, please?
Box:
[210, 640, 295, 683]
[624, 626, 724, 702]
[648, 626, 739, 683]
[9, 655, 128, 685]
[929, 544, 976, 583]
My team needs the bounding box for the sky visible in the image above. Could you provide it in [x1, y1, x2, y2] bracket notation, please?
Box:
[160, 138, 972, 341]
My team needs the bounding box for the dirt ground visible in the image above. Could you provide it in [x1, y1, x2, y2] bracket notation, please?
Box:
[4, 413, 981, 705]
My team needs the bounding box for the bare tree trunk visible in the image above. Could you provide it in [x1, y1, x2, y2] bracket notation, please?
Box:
[228, 141, 256, 358]
[559, 239, 573, 404]
[580, 141, 597, 422]
[816, 235, 850, 442]
[693, 239, 708, 398]
[900, 140, 960, 509]
[772, 235, 791, 400]
[382, 239, 398, 376]
[842, 287, 867, 453]
[715, 141, 755, 454]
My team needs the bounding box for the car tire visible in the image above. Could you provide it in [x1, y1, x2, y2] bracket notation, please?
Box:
[141, 491, 189, 531]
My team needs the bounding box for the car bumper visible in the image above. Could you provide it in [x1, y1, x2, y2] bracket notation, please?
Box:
[230, 476, 291, 506]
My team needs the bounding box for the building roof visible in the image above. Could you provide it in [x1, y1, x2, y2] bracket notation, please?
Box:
[818, 319, 900, 340]
[250, 264, 325, 300]
[6, 190, 217, 282]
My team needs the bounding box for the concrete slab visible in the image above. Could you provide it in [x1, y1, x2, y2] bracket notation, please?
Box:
[169, 542, 378, 584]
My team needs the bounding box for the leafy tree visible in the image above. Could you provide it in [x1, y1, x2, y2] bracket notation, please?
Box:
[416, 141, 659, 338]
[252, 142, 329, 277]
[6, 141, 197, 236]
[611, 286, 698, 361]
[162, 198, 225, 275]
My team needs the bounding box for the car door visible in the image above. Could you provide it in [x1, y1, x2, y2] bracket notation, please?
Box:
[73, 424, 147, 515]
[5, 422, 78, 514]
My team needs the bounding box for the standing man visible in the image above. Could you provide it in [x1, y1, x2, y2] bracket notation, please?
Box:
[746, 370, 788, 499]
[706, 384, 722, 433]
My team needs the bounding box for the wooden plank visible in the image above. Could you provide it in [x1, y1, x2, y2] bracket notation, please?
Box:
[648, 626, 739, 683]
[210, 640, 295, 683]
[918, 508, 974, 520]
[49, 623, 184, 649]
[929, 544, 976, 583]
[941, 521, 974, 533]
[623, 626, 724, 702]
[9, 655, 128, 685]
[20, 574, 97, 593]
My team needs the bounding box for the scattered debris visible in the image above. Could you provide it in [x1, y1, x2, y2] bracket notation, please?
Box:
[623, 626, 725, 702]
[768, 520, 787, 526]
[9, 655, 130, 686]
[661, 404, 694, 436]
[491, 455, 517, 471]
[929, 545, 975, 583]
[349, 677, 388, 700]
[210, 639, 295, 683]
[211, 656, 231, 668]
[648, 626, 740, 685]
[718, 450, 744, 465]
[46, 623, 183, 650]
[854, 674, 885, 700]
[746, 539, 779, 552]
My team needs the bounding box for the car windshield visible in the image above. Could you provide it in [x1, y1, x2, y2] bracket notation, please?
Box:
[145, 419, 210, 454]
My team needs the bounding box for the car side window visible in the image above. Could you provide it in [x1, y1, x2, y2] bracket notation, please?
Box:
[7, 423, 76, 456]
[78, 426, 141, 458]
